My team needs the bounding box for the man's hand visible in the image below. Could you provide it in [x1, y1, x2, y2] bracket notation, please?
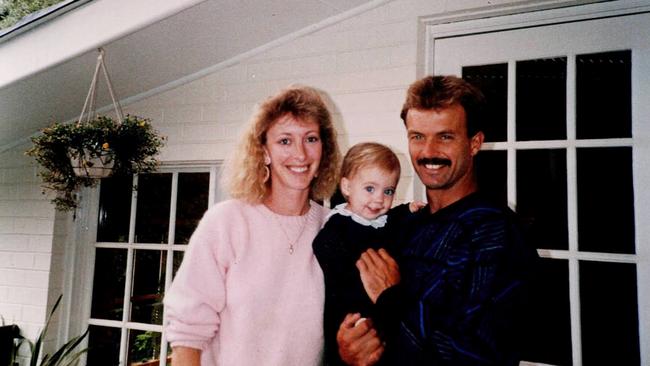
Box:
[337, 313, 384, 366]
[356, 248, 400, 303]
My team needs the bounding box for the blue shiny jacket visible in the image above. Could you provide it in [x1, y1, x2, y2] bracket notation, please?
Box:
[376, 192, 538, 365]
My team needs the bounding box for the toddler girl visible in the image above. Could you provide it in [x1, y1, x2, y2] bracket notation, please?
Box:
[313, 142, 422, 365]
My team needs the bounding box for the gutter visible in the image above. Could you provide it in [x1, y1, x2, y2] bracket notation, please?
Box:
[0, 0, 93, 43]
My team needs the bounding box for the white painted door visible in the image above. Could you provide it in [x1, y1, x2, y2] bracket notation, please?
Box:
[431, 10, 650, 366]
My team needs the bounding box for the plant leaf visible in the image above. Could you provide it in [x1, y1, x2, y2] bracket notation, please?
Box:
[41, 329, 89, 366]
[30, 295, 62, 366]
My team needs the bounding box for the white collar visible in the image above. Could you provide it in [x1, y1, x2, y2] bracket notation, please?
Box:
[325, 203, 388, 228]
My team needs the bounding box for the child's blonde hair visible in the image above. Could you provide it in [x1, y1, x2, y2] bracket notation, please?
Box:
[341, 142, 401, 181]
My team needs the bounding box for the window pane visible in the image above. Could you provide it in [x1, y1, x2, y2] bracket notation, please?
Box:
[517, 149, 568, 249]
[580, 261, 639, 365]
[173, 251, 184, 279]
[135, 173, 172, 244]
[97, 175, 132, 243]
[127, 329, 162, 366]
[475, 150, 507, 206]
[521, 258, 571, 365]
[175, 173, 210, 244]
[516, 57, 567, 141]
[130, 250, 167, 324]
[91, 248, 126, 320]
[576, 50, 631, 139]
[87, 325, 121, 366]
[463, 63, 507, 142]
[577, 147, 634, 254]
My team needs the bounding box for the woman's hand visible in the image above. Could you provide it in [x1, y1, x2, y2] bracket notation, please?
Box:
[172, 346, 201, 365]
[356, 248, 400, 303]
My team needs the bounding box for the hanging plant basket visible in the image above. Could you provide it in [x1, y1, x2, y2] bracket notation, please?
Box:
[25, 49, 165, 211]
[69, 147, 115, 178]
[27, 115, 164, 211]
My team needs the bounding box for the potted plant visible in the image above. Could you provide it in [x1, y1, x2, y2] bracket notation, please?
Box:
[26, 115, 164, 211]
[1, 295, 87, 366]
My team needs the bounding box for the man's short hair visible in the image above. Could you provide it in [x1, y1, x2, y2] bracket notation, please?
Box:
[400, 75, 485, 137]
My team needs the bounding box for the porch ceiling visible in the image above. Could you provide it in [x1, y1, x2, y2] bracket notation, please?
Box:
[0, 0, 379, 152]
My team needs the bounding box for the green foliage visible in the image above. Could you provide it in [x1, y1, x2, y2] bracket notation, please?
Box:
[132, 331, 159, 363]
[25, 115, 165, 211]
[28, 295, 88, 366]
[2, 295, 88, 366]
[0, 0, 65, 30]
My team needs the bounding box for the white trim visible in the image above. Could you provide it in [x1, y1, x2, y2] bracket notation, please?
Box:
[423, 0, 650, 38]
[0, 0, 92, 42]
[168, 172, 179, 246]
[0, 0, 207, 88]
[482, 138, 634, 151]
[569, 257, 582, 365]
[421, 0, 603, 25]
[507, 61, 516, 210]
[537, 249, 638, 263]
[129, 175, 139, 244]
[87, 318, 163, 333]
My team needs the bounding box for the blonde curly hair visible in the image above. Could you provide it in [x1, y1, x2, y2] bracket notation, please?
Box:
[223, 86, 341, 203]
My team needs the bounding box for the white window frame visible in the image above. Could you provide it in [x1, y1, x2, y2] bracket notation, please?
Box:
[422, 2, 650, 365]
[60, 161, 223, 366]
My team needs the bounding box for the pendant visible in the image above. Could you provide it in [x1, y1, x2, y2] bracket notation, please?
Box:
[289, 244, 294, 255]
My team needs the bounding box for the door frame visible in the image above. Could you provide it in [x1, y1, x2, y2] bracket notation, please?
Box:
[422, 1, 650, 365]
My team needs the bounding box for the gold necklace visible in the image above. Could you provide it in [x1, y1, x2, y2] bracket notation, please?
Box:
[264, 206, 310, 254]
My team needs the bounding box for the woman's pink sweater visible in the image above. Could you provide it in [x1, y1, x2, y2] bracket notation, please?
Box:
[164, 199, 328, 365]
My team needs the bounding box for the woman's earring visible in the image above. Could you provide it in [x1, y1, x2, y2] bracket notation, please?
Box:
[263, 165, 270, 183]
[263, 154, 271, 183]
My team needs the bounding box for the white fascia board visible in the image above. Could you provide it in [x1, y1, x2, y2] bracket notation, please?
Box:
[0, 0, 205, 89]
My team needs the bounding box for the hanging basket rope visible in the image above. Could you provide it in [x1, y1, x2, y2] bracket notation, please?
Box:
[70, 48, 122, 178]
[27, 47, 164, 211]
[79, 47, 124, 123]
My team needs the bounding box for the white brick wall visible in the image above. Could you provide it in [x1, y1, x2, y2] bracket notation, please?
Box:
[0, 142, 57, 358]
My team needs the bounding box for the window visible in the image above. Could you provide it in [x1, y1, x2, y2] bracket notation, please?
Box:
[85, 166, 221, 366]
[431, 8, 650, 366]
[465, 51, 638, 365]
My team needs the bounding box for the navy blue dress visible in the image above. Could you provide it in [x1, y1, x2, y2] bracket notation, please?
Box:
[313, 204, 411, 366]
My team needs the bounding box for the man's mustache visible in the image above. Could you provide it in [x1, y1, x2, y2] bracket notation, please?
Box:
[417, 157, 451, 167]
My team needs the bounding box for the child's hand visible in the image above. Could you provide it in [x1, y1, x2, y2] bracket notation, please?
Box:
[408, 201, 427, 212]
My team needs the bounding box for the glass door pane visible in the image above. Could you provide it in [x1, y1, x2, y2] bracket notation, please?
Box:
[87, 325, 121, 366]
[175, 172, 209, 244]
[130, 250, 167, 324]
[516, 57, 566, 141]
[135, 173, 172, 244]
[576, 50, 631, 139]
[91, 248, 127, 320]
[463, 64, 508, 142]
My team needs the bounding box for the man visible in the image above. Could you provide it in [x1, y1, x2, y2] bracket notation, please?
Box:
[337, 75, 538, 365]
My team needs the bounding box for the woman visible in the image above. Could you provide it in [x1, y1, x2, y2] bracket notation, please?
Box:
[163, 85, 341, 366]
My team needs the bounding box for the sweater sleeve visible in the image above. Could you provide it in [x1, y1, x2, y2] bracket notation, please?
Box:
[163, 201, 240, 351]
